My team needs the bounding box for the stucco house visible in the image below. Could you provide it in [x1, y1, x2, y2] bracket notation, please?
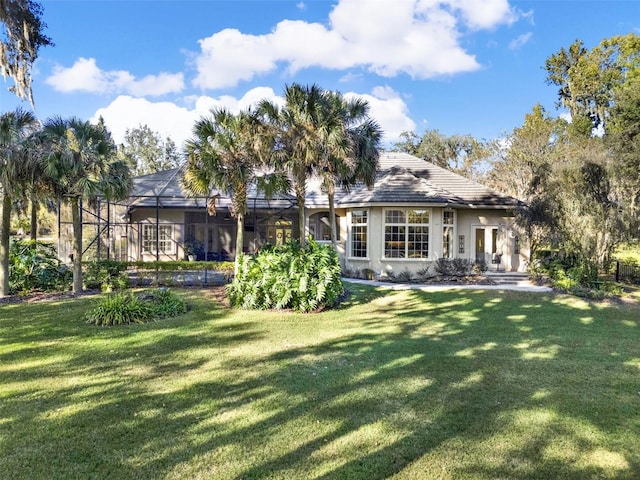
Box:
[122, 152, 527, 274]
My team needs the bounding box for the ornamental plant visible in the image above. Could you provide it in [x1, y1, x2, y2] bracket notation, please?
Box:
[86, 288, 187, 326]
[227, 239, 344, 313]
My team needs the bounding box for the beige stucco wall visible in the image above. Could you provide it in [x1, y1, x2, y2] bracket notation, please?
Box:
[129, 208, 186, 261]
[342, 206, 530, 277]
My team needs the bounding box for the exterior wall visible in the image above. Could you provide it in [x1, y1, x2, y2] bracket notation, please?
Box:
[129, 208, 186, 262]
[455, 209, 530, 273]
[125, 204, 530, 274]
[343, 206, 530, 277]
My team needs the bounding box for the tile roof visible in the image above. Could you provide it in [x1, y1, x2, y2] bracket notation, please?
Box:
[336, 153, 520, 209]
[124, 152, 519, 211]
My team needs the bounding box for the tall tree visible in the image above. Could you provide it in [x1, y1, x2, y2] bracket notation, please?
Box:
[259, 83, 327, 246]
[183, 108, 274, 273]
[554, 136, 624, 270]
[118, 124, 182, 176]
[545, 33, 640, 134]
[42, 117, 131, 293]
[607, 79, 640, 232]
[316, 92, 382, 248]
[0, 107, 38, 296]
[487, 104, 566, 260]
[0, 0, 52, 104]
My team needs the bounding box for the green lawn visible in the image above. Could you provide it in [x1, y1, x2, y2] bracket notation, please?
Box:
[1, 284, 639, 479]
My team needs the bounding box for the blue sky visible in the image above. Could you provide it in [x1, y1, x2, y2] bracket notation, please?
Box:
[1, 0, 638, 148]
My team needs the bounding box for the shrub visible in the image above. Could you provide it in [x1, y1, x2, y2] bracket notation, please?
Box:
[472, 259, 488, 274]
[86, 291, 152, 326]
[435, 258, 473, 276]
[227, 239, 344, 313]
[86, 288, 187, 326]
[393, 269, 413, 282]
[143, 288, 188, 318]
[84, 260, 129, 292]
[9, 240, 72, 294]
[415, 266, 433, 280]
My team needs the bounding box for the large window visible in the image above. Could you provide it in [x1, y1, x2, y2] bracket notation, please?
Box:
[384, 209, 430, 259]
[442, 210, 455, 259]
[350, 210, 368, 258]
[142, 224, 174, 254]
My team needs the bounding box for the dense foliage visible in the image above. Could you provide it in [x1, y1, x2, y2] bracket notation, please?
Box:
[227, 239, 344, 313]
[85, 288, 187, 326]
[529, 253, 621, 299]
[9, 239, 71, 293]
[83, 259, 129, 292]
[434, 258, 475, 276]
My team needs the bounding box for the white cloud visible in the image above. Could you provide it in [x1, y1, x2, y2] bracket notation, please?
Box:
[93, 96, 196, 147]
[345, 87, 416, 143]
[508, 32, 532, 50]
[46, 57, 184, 97]
[93, 86, 413, 149]
[193, 0, 520, 90]
[443, 0, 518, 30]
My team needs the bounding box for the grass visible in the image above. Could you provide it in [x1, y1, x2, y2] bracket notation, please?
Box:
[1, 284, 639, 479]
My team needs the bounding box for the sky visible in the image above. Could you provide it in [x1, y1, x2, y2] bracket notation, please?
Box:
[1, 0, 639, 149]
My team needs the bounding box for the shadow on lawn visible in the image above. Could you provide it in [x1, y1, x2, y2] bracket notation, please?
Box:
[1, 288, 640, 479]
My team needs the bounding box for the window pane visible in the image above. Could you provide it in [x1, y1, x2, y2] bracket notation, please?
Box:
[408, 209, 429, 224]
[351, 210, 368, 257]
[385, 225, 406, 258]
[142, 225, 155, 252]
[408, 226, 429, 258]
[443, 226, 454, 258]
[385, 210, 405, 224]
[352, 210, 367, 224]
[443, 211, 454, 225]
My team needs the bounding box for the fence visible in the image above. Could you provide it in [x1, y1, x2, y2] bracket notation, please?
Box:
[615, 261, 640, 284]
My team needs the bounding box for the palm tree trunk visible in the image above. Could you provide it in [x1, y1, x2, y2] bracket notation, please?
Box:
[328, 184, 338, 250]
[71, 196, 83, 294]
[0, 193, 12, 297]
[296, 185, 306, 247]
[235, 210, 244, 275]
[30, 197, 38, 242]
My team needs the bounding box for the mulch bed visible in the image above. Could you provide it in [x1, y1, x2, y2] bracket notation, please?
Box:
[0, 289, 101, 305]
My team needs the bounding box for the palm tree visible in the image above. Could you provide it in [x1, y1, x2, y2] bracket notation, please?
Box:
[0, 107, 39, 296]
[259, 83, 327, 246]
[183, 108, 274, 273]
[315, 92, 382, 248]
[41, 117, 131, 293]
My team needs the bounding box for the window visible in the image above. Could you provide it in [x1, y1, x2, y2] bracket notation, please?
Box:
[458, 235, 465, 254]
[142, 224, 174, 254]
[350, 210, 368, 258]
[384, 209, 430, 259]
[309, 212, 339, 242]
[514, 235, 520, 254]
[442, 210, 455, 259]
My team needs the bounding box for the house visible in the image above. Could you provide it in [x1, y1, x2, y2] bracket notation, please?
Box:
[121, 152, 527, 274]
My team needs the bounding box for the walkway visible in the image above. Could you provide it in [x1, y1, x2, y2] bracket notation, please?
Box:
[343, 272, 553, 293]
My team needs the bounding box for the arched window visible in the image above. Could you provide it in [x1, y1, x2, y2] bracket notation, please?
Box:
[309, 212, 339, 242]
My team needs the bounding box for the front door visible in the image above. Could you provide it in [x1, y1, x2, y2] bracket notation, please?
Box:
[474, 227, 501, 264]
